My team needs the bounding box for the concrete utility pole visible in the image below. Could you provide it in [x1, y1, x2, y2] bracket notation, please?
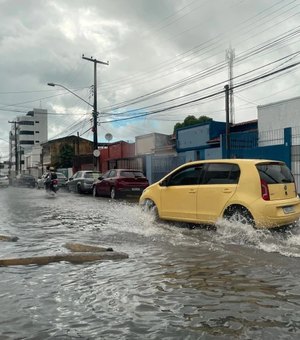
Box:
[224, 85, 230, 159]
[82, 54, 109, 169]
[226, 46, 235, 124]
[8, 121, 18, 175]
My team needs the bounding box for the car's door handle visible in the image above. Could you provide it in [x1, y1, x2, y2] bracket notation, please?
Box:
[189, 189, 197, 194]
[223, 188, 232, 193]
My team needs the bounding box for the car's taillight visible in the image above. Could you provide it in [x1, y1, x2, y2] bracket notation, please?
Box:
[261, 179, 270, 200]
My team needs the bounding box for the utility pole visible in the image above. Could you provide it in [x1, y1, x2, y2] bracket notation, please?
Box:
[8, 121, 18, 176]
[224, 85, 230, 159]
[82, 54, 109, 169]
[226, 46, 235, 124]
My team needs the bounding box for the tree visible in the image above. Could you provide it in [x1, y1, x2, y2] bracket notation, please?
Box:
[56, 144, 74, 168]
[173, 115, 212, 133]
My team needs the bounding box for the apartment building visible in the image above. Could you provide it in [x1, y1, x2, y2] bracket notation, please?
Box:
[9, 108, 48, 175]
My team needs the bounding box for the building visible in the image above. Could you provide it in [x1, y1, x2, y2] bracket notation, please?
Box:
[258, 96, 300, 190]
[42, 135, 94, 175]
[9, 108, 48, 176]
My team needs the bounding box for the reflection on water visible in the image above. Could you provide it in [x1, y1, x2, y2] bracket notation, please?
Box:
[0, 188, 300, 339]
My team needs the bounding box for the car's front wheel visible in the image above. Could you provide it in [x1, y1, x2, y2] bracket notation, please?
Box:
[77, 184, 82, 194]
[110, 187, 118, 199]
[143, 199, 159, 221]
[93, 186, 98, 197]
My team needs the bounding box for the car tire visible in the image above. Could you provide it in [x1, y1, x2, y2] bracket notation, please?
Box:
[93, 186, 98, 197]
[77, 184, 82, 194]
[110, 187, 118, 199]
[224, 206, 254, 226]
[143, 199, 159, 221]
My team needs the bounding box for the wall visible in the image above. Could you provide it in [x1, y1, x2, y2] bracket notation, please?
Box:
[176, 121, 225, 152]
[205, 147, 222, 159]
[177, 124, 210, 151]
[258, 96, 300, 133]
[135, 134, 155, 155]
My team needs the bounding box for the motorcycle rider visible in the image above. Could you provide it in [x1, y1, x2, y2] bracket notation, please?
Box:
[44, 166, 58, 191]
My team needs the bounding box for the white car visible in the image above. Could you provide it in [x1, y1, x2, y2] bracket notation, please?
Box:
[0, 174, 9, 187]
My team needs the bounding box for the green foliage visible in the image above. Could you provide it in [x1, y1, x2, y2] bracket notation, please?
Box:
[56, 144, 74, 168]
[173, 115, 212, 133]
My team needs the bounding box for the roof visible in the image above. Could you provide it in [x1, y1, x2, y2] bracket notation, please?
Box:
[42, 135, 93, 145]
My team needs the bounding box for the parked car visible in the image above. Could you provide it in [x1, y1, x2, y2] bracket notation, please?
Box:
[93, 169, 149, 199]
[139, 159, 300, 229]
[37, 172, 68, 189]
[0, 174, 9, 187]
[14, 174, 36, 188]
[67, 170, 102, 194]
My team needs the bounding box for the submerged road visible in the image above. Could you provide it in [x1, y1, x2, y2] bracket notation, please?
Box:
[1, 187, 300, 339]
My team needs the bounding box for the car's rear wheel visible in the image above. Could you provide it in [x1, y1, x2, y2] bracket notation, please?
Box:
[224, 206, 254, 226]
[93, 186, 98, 197]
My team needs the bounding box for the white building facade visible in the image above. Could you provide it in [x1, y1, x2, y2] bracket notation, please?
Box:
[9, 108, 48, 176]
[257, 96, 300, 190]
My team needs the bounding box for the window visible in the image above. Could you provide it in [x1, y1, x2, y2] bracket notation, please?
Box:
[19, 130, 34, 135]
[108, 170, 117, 178]
[20, 140, 34, 145]
[256, 163, 294, 184]
[120, 171, 145, 178]
[168, 165, 204, 186]
[18, 121, 34, 125]
[73, 172, 81, 178]
[202, 163, 240, 184]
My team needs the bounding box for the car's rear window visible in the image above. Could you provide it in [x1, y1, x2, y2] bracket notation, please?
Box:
[84, 172, 101, 179]
[120, 171, 145, 178]
[256, 163, 294, 184]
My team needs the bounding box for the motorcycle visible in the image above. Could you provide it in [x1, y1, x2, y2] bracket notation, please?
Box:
[45, 178, 59, 196]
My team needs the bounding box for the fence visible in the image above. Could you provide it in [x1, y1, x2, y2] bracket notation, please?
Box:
[146, 154, 186, 184]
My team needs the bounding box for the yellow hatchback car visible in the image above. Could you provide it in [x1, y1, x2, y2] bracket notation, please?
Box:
[139, 159, 300, 229]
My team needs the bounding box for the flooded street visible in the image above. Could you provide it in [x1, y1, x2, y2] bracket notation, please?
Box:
[1, 188, 300, 339]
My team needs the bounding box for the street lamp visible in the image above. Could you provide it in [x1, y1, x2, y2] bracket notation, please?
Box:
[47, 82, 99, 169]
[47, 83, 93, 108]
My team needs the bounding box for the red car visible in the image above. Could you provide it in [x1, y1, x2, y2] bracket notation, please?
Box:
[93, 169, 149, 199]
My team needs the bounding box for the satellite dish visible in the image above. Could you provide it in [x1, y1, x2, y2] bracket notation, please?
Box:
[105, 133, 113, 141]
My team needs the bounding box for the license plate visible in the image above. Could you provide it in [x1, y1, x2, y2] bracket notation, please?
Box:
[283, 206, 294, 214]
[132, 188, 141, 191]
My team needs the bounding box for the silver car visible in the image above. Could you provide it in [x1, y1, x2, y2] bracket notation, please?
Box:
[67, 170, 102, 194]
[37, 172, 68, 189]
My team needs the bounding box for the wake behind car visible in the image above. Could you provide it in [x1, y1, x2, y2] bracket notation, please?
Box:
[93, 169, 149, 199]
[67, 170, 102, 194]
[139, 159, 300, 229]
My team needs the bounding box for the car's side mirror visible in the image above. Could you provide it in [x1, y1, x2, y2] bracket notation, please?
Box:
[69, 177, 73, 181]
[159, 179, 168, 187]
[98, 176, 103, 180]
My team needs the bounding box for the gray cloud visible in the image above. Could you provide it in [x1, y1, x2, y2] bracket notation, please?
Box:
[1, 0, 300, 158]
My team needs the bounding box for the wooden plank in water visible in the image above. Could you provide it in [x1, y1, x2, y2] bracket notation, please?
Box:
[0, 251, 129, 266]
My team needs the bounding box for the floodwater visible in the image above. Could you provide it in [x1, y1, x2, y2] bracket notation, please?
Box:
[0, 187, 300, 340]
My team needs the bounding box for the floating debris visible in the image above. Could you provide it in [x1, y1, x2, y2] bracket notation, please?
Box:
[0, 234, 19, 242]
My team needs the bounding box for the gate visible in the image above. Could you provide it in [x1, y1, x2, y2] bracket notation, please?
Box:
[149, 155, 186, 184]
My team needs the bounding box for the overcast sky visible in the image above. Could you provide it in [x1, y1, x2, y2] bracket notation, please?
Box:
[1, 0, 300, 160]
